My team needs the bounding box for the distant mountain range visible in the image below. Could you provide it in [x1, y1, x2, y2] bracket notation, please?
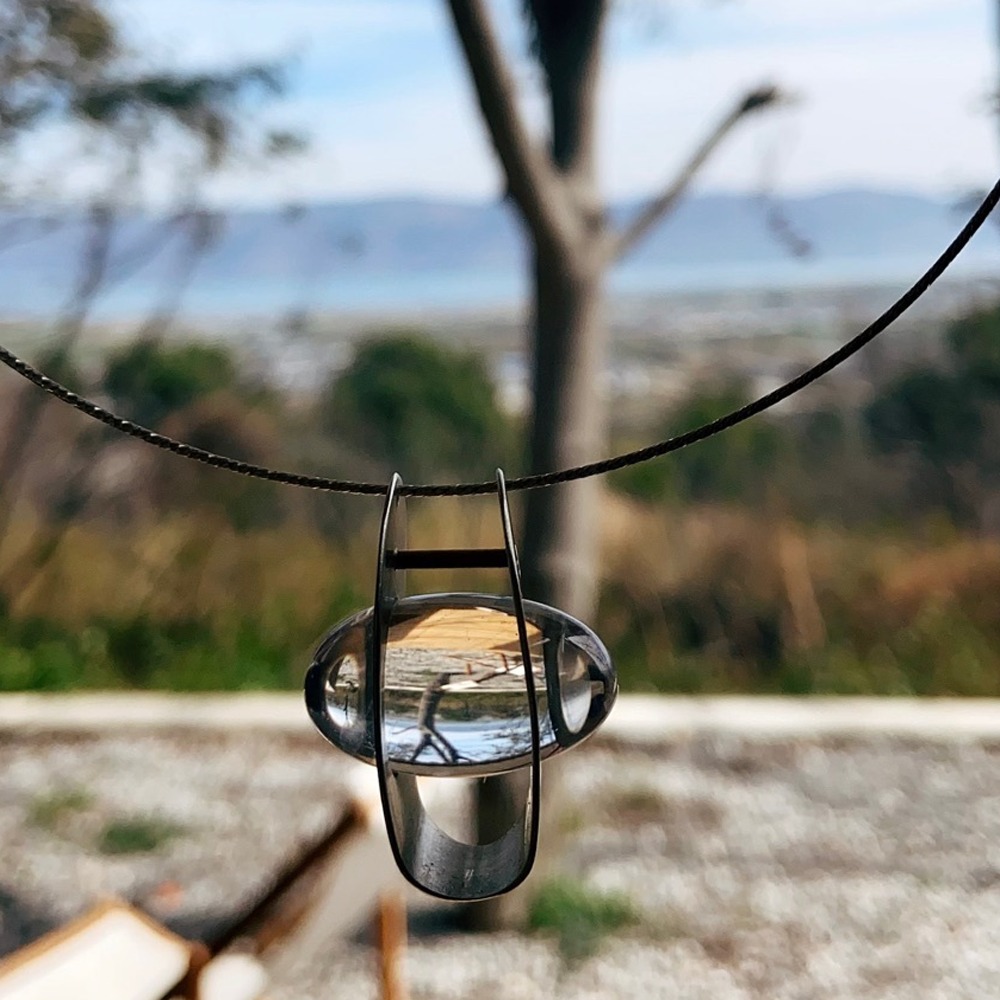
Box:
[1, 188, 998, 319]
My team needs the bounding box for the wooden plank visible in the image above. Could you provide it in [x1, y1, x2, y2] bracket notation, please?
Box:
[389, 606, 542, 653]
[376, 891, 409, 1000]
[0, 900, 192, 1000]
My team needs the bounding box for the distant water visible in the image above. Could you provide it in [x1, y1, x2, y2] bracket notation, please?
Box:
[4, 249, 1000, 323]
[139, 251, 1000, 318]
[610, 252, 1000, 298]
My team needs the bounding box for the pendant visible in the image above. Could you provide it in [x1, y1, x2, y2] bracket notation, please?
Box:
[304, 470, 617, 900]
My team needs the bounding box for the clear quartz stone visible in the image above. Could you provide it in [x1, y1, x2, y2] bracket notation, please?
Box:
[307, 594, 616, 776]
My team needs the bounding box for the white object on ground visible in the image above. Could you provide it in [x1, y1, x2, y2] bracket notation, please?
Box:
[197, 953, 268, 1000]
[263, 766, 403, 982]
[0, 902, 191, 1000]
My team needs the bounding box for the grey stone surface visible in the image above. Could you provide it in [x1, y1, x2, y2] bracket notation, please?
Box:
[3, 703, 1000, 997]
[0, 731, 350, 949]
[278, 733, 1000, 1000]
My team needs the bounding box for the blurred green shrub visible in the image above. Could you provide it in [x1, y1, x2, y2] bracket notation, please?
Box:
[97, 818, 183, 854]
[320, 331, 512, 480]
[103, 338, 241, 427]
[864, 301, 1000, 527]
[29, 787, 93, 831]
[947, 301, 1000, 394]
[528, 877, 638, 962]
[611, 379, 785, 505]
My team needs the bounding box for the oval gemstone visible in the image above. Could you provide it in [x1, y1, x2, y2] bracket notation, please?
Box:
[305, 593, 616, 776]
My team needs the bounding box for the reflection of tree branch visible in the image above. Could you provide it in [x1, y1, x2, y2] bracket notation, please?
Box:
[462, 651, 514, 687]
[409, 671, 469, 765]
[404, 645, 548, 767]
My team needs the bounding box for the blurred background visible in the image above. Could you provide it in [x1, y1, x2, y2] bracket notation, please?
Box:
[5, 1, 1000, 996]
[3, 0, 1000, 698]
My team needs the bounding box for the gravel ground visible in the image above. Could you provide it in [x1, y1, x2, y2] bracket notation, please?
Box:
[0, 731, 350, 949]
[4, 721, 1000, 998]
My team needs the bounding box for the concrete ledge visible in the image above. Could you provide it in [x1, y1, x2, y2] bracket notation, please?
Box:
[0, 692, 310, 733]
[609, 695, 1000, 742]
[3, 693, 1000, 741]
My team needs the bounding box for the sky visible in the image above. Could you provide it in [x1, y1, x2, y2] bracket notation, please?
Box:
[103, 0, 999, 207]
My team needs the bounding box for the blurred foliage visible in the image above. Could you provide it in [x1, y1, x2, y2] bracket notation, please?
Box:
[29, 787, 93, 831]
[73, 65, 288, 169]
[97, 817, 182, 855]
[5, 306, 1000, 696]
[103, 339, 240, 426]
[611, 379, 785, 504]
[320, 332, 513, 481]
[100, 340, 286, 529]
[947, 301, 1000, 392]
[863, 301, 1000, 527]
[0, 0, 118, 142]
[866, 369, 983, 466]
[0, 0, 300, 169]
[156, 394, 285, 530]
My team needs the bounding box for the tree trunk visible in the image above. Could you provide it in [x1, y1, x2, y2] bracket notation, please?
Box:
[466, 237, 606, 931]
[521, 241, 606, 616]
[447, 0, 769, 932]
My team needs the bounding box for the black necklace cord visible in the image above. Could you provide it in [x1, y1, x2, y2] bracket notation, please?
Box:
[2, 177, 999, 498]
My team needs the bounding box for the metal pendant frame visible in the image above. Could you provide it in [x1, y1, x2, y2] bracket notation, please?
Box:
[369, 469, 541, 900]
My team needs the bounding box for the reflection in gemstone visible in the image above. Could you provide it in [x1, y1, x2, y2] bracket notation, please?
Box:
[306, 594, 616, 777]
[385, 604, 547, 769]
[557, 635, 592, 734]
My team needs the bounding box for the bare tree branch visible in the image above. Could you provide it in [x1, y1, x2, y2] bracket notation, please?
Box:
[607, 85, 781, 263]
[0, 206, 219, 588]
[131, 208, 220, 344]
[0, 201, 115, 552]
[445, 0, 572, 245]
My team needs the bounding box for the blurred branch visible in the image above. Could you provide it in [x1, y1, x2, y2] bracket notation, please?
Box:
[98, 207, 217, 290]
[72, 63, 289, 168]
[1, 1, 304, 186]
[0, 214, 63, 255]
[56, 201, 116, 339]
[760, 201, 812, 258]
[754, 95, 812, 259]
[445, 0, 568, 244]
[607, 84, 781, 263]
[130, 209, 221, 343]
[0, 207, 221, 590]
[0, 200, 114, 550]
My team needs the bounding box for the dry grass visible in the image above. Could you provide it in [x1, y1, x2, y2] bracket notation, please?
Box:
[2, 490, 1000, 693]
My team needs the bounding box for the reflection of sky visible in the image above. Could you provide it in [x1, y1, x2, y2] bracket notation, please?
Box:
[385, 715, 556, 771]
[88, 1, 998, 205]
